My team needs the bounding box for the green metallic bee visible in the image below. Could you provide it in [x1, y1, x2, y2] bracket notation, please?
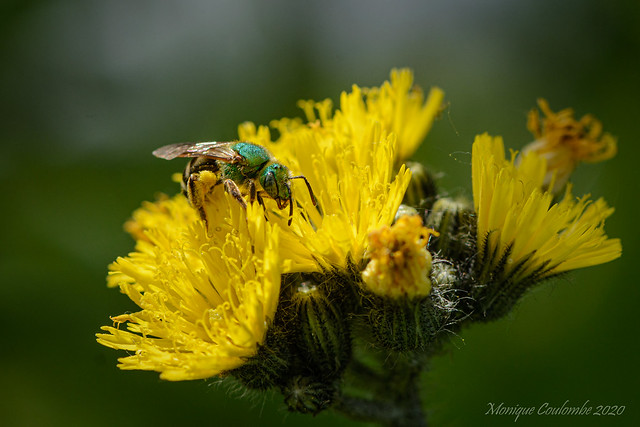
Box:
[153, 141, 317, 225]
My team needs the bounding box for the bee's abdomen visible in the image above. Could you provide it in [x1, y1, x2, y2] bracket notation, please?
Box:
[182, 157, 220, 195]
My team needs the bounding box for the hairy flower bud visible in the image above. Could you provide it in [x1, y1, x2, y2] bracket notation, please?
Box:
[430, 260, 460, 289]
[292, 281, 352, 379]
[282, 375, 336, 415]
[425, 198, 475, 261]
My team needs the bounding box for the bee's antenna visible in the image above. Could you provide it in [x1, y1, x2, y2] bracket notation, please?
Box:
[289, 175, 317, 206]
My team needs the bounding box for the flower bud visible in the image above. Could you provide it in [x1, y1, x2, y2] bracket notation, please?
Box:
[282, 375, 335, 415]
[430, 260, 459, 289]
[403, 161, 438, 209]
[394, 204, 419, 223]
[429, 260, 472, 329]
[425, 198, 475, 261]
[292, 281, 351, 379]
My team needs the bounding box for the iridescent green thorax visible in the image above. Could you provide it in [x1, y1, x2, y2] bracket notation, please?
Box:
[260, 163, 292, 201]
[232, 142, 271, 170]
[221, 143, 271, 183]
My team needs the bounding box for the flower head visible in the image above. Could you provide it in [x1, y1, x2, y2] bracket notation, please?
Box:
[472, 133, 621, 288]
[523, 98, 617, 193]
[362, 215, 438, 298]
[98, 69, 444, 380]
[238, 69, 443, 271]
[97, 191, 281, 381]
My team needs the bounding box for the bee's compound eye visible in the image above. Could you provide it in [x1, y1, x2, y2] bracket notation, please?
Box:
[261, 170, 278, 198]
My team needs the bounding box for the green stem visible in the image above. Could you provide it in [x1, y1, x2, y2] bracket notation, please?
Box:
[336, 351, 428, 426]
[386, 353, 427, 427]
[333, 395, 404, 425]
[345, 358, 389, 397]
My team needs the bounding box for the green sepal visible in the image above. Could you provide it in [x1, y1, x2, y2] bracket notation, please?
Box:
[227, 326, 291, 390]
[471, 241, 561, 321]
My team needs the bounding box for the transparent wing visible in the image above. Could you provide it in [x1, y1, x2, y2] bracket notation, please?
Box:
[152, 142, 244, 163]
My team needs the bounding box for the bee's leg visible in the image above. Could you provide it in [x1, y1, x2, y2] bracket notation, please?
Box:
[247, 180, 257, 203]
[223, 179, 247, 209]
[256, 192, 265, 209]
[289, 175, 318, 206]
[187, 173, 209, 224]
[254, 191, 271, 222]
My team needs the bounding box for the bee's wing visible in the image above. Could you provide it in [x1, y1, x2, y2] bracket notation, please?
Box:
[152, 142, 243, 162]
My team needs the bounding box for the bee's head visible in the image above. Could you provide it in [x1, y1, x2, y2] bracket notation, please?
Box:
[260, 163, 292, 208]
[260, 163, 318, 225]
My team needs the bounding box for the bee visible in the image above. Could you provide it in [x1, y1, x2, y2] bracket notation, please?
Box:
[153, 141, 317, 225]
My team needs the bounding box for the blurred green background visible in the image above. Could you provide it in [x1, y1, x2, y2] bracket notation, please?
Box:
[1, 1, 638, 426]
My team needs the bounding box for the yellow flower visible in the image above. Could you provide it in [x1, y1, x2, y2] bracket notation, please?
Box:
[237, 68, 444, 271]
[98, 69, 444, 380]
[358, 68, 445, 163]
[523, 98, 617, 193]
[97, 190, 281, 381]
[361, 215, 438, 298]
[472, 133, 621, 286]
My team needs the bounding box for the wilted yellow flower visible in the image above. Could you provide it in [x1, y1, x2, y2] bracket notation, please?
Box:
[97, 191, 281, 381]
[523, 98, 617, 193]
[361, 215, 438, 298]
[472, 133, 621, 286]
